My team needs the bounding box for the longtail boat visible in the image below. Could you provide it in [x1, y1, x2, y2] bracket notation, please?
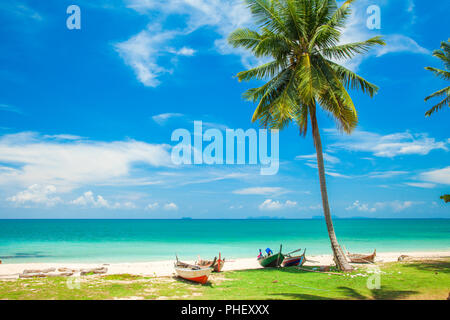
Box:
[257, 245, 284, 268]
[282, 249, 306, 267]
[346, 248, 376, 264]
[174, 256, 212, 284]
[197, 253, 225, 272]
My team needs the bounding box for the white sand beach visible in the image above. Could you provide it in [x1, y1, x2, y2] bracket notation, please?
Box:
[1, 250, 449, 280]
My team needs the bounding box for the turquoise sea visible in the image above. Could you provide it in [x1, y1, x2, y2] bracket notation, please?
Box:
[0, 219, 449, 263]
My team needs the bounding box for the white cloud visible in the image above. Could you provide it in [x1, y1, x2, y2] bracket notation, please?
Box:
[200, 121, 230, 131]
[296, 153, 340, 164]
[327, 130, 448, 157]
[376, 34, 429, 57]
[122, 201, 137, 209]
[43, 134, 84, 141]
[285, 200, 297, 207]
[298, 152, 349, 178]
[419, 167, 450, 185]
[346, 200, 376, 213]
[1, 3, 43, 22]
[118, 0, 255, 85]
[323, 171, 350, 179]
[405, 182, 436, 189]
[233, 187, 287, 196]
[347, 200, 420, 213]
[309, 204, 322, 210]
[7, 184, 61, 207]
[177, 171, 250, 186]
[169, 47, 196, 56]
[71, 191, 110, 208]
[146, 202, 159, 210]
[375, 201, 417, 212]
[70, 191, 137, 209]
[259, 199, 297, 211]
[125, 0, 252, 36]
[0, 103, 24, 115]
[0, 132, 172, 191]
[163, 202, 178, 211]
[145, 201, 178, 211]
[335, 0, 429, 70]
[120, 0, 430, 83]
[368, 171, 408, 179]
[115, 26, 181, 87]
[152, 113, 184, 125]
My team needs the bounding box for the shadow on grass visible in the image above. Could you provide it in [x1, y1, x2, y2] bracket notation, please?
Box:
[337, 286, 419, 300]
[272, 286, 419, 300]
[400, 259, 450, 274]
[270, 293, 334, 300]
[247, 266, 341, 275]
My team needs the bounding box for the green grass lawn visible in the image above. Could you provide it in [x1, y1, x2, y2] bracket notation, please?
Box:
[0, 259, 448, 300]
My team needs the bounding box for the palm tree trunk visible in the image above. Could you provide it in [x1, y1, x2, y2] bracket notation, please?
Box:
[310, 107, 353, 272]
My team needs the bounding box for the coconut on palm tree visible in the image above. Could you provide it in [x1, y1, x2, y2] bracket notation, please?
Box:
[425, 39, 450, 117]
[228, 0, 385, 271]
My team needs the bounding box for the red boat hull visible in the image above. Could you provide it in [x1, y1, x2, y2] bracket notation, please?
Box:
[283, 255, 305, 267]
[184, 275, 209, 284]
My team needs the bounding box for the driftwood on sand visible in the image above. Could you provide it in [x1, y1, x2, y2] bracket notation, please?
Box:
[57, 267, 108, 275]
[23, 268, 56, 274]
[80, 267, 108, 275]
[19, 272, 74, 279]
[18, 267, 107, 278]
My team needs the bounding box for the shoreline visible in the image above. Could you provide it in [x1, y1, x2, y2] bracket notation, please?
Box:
[1, 250, 449, 280]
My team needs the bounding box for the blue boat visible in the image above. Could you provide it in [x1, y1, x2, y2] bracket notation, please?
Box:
[282, 249, 306, 267]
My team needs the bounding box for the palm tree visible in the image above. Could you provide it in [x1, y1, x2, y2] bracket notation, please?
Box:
[425, 39, 450, 117]
[228, 0, 385, 271]
[441, 195, 450, 203]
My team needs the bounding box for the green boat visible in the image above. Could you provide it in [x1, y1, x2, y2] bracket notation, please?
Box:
[257, 245, 285, 268]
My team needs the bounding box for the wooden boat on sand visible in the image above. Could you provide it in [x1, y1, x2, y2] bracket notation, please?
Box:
[174, 256, 212, 284]
[257, 245, 284, 268]
[346, 248, 376, 264]
[197, 253, 225, 272]
[282, 249, 306, 267]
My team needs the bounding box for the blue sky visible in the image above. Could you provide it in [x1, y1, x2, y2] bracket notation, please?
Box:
[0, 0, 449, 219]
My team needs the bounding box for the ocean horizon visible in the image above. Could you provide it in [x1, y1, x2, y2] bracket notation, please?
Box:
[1, 219, 449, 264]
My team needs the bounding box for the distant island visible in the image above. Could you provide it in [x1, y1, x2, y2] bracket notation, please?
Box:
[246, 216, 286, 220]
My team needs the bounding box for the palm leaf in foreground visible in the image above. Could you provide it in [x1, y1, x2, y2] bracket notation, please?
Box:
[425, 39, 450, 117]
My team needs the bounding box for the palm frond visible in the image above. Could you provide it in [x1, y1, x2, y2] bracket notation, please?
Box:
[230, 0, 383, 133]
[245, 0, 287, 33]
[321, 36, 385, 60]
[425, 67, 450, 81]
[236, 60, 283, 82]
[315, 57, 358, 133]
[425, 93, 450, 117]
[425, 86, 450, 101]
[328, 61, 379, 97]
[228, 28, 263, 52]
[327, 0, 355, 29]
[424, 39, 450, 116]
